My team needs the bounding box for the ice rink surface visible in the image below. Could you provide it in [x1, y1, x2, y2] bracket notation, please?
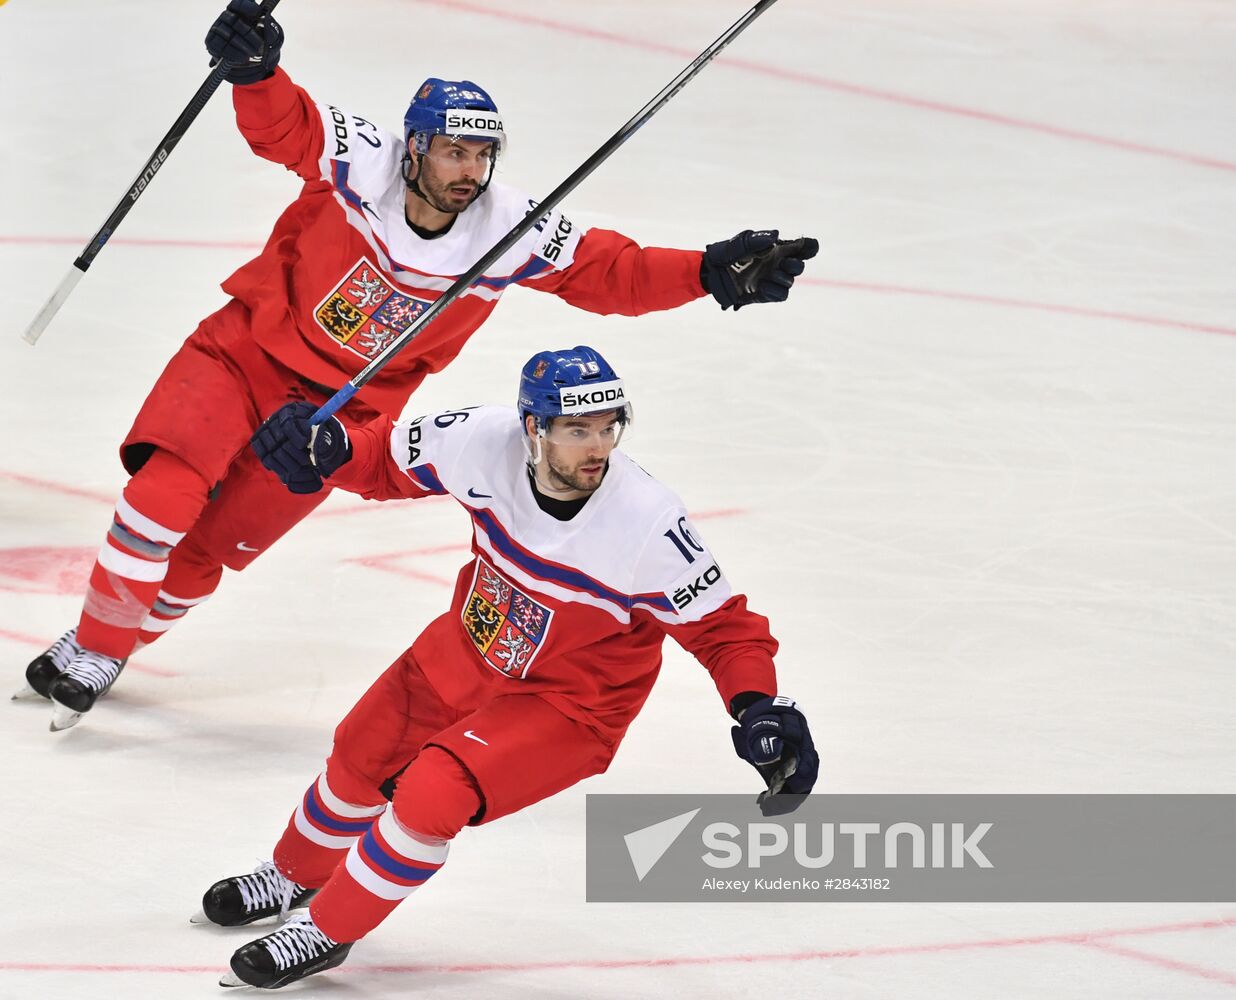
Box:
[2, 0, 1235, 997]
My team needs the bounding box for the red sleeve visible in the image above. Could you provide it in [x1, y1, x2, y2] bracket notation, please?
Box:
[231, 68, 324, 181]
[663, 595, 778, 712]
[326, 415, 434, 502]
[524, 228, 707, 316]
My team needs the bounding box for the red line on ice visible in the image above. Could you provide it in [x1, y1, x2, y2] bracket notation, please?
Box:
[400, 542, 475, 557]
[0, 628, 177, 678]
[1082, 938, 1236, 987]
[345, 552, 457, 588]
[807, 278, 1236, 338]
[0, 470, 115, 506]
[416, 0, 1236, 175]
[0, 234, 262, 252]
[0, 916, 1231, 979]
[694, 507, 747, 520]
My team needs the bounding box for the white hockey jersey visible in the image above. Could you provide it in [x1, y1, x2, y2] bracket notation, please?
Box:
[330, 405, 779, 745]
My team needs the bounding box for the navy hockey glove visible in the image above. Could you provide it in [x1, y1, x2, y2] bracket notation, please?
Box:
[731, 695, 818, 815]
[250, 402, 351, 495]
[205, 0, 284, 85]
[701, 230, 819, 311]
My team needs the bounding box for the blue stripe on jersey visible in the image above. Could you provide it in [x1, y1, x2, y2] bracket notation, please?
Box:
[472, 254, 555, 291]
[305, 787, 375, 835]
[407, 464, 448, 495]
[330, 160, 364, 213]
[329, 163, 552, 293]
[470, 507, 675, 613]
[360, 827, 439, 883]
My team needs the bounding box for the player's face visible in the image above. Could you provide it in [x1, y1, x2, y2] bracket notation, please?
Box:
[539, 411, 624, 494]
[415, 136, 495, 212]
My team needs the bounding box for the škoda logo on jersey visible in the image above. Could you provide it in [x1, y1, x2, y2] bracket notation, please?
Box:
[462, 557, 553, 680]
[313, 258, 432, 361]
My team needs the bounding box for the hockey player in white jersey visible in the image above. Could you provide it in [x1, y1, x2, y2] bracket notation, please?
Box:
[196, 346, 819, 989]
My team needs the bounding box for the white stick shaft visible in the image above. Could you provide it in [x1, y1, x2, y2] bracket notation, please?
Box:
[23, 266, 86, 345]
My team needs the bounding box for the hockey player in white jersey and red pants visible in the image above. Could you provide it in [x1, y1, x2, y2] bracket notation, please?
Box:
[196, 346, 819, 989]
[18, 0, 817, 730]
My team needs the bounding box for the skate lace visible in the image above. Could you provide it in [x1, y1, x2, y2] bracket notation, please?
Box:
[46, 628, 81, 671]
[61, 650, 122, 692]
[261, 914, 338, 970]
[237, 861, 301, 915]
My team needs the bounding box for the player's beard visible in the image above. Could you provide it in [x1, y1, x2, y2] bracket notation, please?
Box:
[419, 166, 480, 213]
[542, 450, 608, 494]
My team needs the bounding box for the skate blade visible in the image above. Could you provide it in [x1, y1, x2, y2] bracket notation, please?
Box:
[190, 908, 211, 925]
[12, 682, 46, 701]
[219, 970, 248, 988]
[49, 702, 83, 732]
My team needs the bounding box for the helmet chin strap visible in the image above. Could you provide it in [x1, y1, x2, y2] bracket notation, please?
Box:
[525, 430, 580, 497]
[401, 151, 437, 210]
[523, 428, 545, 472]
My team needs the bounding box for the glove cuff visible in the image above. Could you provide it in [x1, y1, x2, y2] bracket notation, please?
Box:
[310, 418, 352, 477]
[729, 690, 773, 721]
[227, 67, 278, 86]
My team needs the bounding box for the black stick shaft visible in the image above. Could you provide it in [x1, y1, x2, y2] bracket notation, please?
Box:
[76, 0, 283, 272]
[74, 65, 225, 272]
[22, 0, 282, 345]
[314, 0, 779, 422]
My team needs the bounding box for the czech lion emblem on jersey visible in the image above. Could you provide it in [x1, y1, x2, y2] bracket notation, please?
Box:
[314, 257, 432, 361]
[461, 557, 553, 679]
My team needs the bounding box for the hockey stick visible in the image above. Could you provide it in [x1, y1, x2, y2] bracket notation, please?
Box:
[21, 0, 283, 346]
[309, 0, 781, 425]
[756, 751, 805, 817]
[757, 752, 798, 801]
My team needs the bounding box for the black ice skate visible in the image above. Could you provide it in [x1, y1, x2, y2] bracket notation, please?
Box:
[13, 628, 81, 701]
[220, 911, 352, 990]
[47, 649, 125, 731]
[192, 860, 317, 927]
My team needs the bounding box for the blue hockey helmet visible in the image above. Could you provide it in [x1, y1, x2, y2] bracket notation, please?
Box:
[404, 78, 506, 157]
[518, 346, 633, 439]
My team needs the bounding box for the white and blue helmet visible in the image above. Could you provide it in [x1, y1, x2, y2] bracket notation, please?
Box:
[518, 346, 633, 438]
[402, 78, 505, 198]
